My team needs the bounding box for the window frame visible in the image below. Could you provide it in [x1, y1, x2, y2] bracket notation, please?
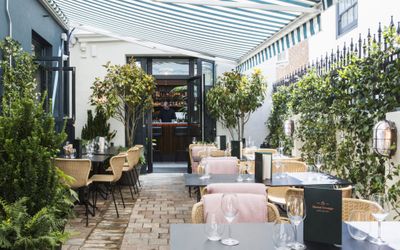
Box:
[336, 0, 358, 37]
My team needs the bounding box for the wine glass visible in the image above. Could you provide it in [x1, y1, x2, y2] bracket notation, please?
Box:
[192, 137, 197, 144]
[287, 195, 306, 250]
[221, 194, 239, 246]
[245, 163, 253, 181]
[272, 221, 295, 249]
[369, 193, 390, 245]
[236, 164, 244, 182]
[315, 154, 324, 176]
[347, 210, 369, 241]
[204, 213, 224, 241]
[200, 161, 210, 179]
[278, 140, 284, 156]
[275, 161, 282, 179]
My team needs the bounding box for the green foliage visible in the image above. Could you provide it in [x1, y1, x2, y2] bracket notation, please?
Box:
[265, 84, 294, 155]
[266, 28, 400, 217]
[206, 69, 267, 140]
[0, 37, 74, 248]
[81, 109, 116, 142]
[0, 197, 70, 250]
[90, 59, 156, 147]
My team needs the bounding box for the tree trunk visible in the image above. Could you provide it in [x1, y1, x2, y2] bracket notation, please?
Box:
[240, 113, 245, 142]
[237, 117, 241, 142]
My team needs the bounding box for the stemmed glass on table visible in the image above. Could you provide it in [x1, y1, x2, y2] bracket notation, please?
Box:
[287, 195, 306, 250]
[221, 194, 239, 246]
[275, 161, 283, 179]
[315, 154, 324, 179]
[86, 140, 94, 157]
[245, 162, 253, 181]
[369, 193, 390, 245]
[236, 164, 244, 182]
[200, 160, 210, 179]
[277, 140, 284, 157]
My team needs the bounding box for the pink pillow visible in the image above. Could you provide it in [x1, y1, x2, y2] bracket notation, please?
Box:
[203, 193, 267, 224]
[202, 157, 238, 174]
[206, 183, 266, 195]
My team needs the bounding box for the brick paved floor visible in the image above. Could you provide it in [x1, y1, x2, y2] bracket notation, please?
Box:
[62, 173, 196, 250]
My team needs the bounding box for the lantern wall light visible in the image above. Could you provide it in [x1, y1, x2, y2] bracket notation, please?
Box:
[284, 119, 294, 137]
[373, 120, 397, 157]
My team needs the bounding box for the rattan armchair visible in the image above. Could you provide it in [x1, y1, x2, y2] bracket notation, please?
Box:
[191, 201, 281, 223]
[342, 198, 382, 221]
[55, 158, 93, 226]
[268, 161, 307, 205]
[123, 146, 141, 198]
[284, 186, 353, 200]
[90, 154, 127, 218]
[134, 144, 144, 188]
[198, 149, 227, 159]
[188, 144, 216, 173]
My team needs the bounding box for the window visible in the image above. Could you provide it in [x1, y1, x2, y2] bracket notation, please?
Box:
[337, 0, 358, 36]
[202, 61, 214, 86]
[152, 59, 189, 75]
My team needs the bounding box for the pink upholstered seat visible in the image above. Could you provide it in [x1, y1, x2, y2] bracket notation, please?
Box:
[202, 193, 267, 224]
[201, 157, 239, 174]
[206, 183, 266, 195]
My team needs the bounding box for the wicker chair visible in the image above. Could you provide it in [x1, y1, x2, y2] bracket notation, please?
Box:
[123, 147, 141, 198]
[54, 158, 93, 226]
[191, 201, 281, 223]
[188, 144, 216, 173]
[90, 154, 127, 218]
[284, 186, 353, 204]
[268, 161, 307, 205]
[134, 144, 144, 188]
[342, 198, 382, 221]
[199, 149, 227, 158]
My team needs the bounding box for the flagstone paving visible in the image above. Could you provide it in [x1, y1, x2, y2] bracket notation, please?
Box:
[62, 173, 196, 250]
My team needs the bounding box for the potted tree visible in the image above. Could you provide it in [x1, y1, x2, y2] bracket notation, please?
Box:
[90, 59, 155, 173]
[206, 69, 266, 158]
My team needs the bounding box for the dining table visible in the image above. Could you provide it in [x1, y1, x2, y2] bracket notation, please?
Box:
[170, 222, 399, 250]
[184, 173, 352, 202]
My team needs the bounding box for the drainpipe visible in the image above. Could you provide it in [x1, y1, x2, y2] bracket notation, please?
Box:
[6, 0, 12, 38]
[6, 0, 12, 66]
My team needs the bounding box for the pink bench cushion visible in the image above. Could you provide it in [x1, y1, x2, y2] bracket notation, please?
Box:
[201, 157, 238, 174]
[203, 193, 267, 224]
[206, 183, 266, 195]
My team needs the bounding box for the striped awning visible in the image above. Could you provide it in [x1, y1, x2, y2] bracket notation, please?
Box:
[237, 13, 321, 71]
[53, 0, 320, 62]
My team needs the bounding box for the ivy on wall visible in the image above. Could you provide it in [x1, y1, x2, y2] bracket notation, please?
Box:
[266, 27, 400, 217]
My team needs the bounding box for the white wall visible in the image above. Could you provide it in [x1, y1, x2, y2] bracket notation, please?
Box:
[309, 0, 400, 61]
[70, 32, 234, 146]
[239, 0, 400, 148]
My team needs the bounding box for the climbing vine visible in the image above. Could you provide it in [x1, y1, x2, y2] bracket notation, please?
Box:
[266, 27, 400, 217]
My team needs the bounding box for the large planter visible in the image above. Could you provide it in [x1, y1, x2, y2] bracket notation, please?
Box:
[231, 140, 242, 159]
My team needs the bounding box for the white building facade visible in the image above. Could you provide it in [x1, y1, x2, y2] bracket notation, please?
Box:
[237, 0, 400, 147]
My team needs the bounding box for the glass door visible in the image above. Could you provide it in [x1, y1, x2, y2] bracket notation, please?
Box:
[187, 76, 202, 141]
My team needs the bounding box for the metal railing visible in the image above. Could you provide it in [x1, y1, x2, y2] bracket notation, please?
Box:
[273, 16, 400, 92]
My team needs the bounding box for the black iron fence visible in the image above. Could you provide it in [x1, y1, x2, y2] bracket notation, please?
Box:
[273, 16, 400, 92]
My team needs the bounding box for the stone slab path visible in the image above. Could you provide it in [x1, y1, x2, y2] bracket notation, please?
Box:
[62, 173, 196, 250]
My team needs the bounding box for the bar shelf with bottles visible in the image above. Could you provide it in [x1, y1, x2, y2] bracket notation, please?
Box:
[152, 80, 189, 161]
